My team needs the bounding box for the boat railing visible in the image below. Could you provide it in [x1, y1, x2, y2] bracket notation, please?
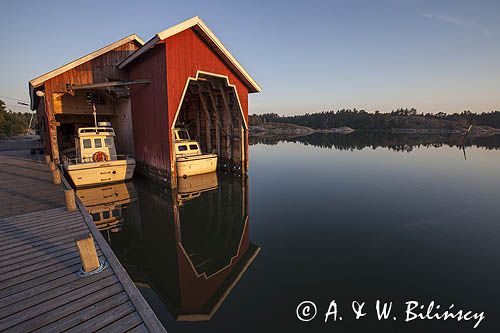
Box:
[63, 154, 132, 165]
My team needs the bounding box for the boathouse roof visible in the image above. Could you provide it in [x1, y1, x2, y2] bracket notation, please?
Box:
[118, 16, 262, 93]
[28, 34, 144, 108]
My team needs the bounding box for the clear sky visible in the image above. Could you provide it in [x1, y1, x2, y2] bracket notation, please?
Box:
[1, 0, 499, 115]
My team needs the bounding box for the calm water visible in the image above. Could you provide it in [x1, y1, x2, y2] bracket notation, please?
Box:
[79, 133, 500, 332]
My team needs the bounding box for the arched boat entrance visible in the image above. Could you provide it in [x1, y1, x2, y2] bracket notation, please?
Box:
[172, 72, 248, 175]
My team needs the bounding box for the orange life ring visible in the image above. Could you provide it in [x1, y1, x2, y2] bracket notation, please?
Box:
[92, 151, 109, 162]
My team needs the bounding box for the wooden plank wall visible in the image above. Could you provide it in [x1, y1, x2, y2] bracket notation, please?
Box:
[40, 41, 140, 163]
[127, 44, 170, 184]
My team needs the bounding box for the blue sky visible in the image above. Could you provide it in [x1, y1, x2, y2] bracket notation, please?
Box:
[1, 0, 499, 115]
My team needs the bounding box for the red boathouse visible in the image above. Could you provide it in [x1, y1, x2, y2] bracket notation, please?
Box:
[119, 16, 261, 188]
[29, 16, 260, 188]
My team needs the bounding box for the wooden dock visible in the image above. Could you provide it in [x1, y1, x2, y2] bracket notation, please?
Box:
[0, 148, 166, 332]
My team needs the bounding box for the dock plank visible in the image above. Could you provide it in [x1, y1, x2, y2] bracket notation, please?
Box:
[0, 228, 94, 257]
[0, 149, 165, 332]
[30, 291, 129, 333]
[0, 269, 114, 319]
[128, 324, 150, 333]
[0, 277, 120, 331]
[97, 312, 144, 333]
[0, 240, 77, 269]
[0, 247, 101, 282]
[0, 262, 82, 299]
[65, 301, 136, 333]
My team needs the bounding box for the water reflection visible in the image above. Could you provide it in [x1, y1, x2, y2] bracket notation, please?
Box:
[77, 173, 260, 323]
[251, 132, 500, 152]
[76, 182, 138, 239]
[177, 173, 218, 206]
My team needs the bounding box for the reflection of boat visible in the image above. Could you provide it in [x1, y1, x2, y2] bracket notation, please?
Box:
[116, 175, 259, 322]
[177, 172, 218, 205]
[76, 182, 137, 232]
[174, 128, 217, 178]
[63, 120, 135, 187]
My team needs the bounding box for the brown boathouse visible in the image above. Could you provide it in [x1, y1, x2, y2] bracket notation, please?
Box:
[29, 16, 261, 188]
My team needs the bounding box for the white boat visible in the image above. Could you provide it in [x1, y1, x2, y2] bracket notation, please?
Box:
[63, 122, 135, 187]
[175, 128, 217, 178]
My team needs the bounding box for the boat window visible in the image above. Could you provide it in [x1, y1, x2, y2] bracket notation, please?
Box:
[189, 144, 198, 150]
[91, 213, 100, 221]
[177, 130, 190, 140]
[83, 139, 92, 149]
[102, 211, 110, 219]
[104, 137, 113, 147]
[178, 145, 188, 151]
[94, 138, 102, 148]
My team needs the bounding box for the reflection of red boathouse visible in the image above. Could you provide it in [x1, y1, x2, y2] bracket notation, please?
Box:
[175, 216, 260, 320]
[121, 174, 259, 321]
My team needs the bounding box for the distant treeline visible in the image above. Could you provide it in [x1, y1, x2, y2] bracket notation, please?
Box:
[0, 99, 36, 138]
[250, 131, 500, 152]
[249, 108, 500, 130]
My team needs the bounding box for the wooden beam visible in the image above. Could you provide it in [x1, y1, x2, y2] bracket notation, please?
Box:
[218, 82, 235, 128]
[49, 121, 59, 163]
[198, 91, 212, 151]
[241, 126, 245, 173]
[207, 88, 221, 157]
[67, 80, 150, 91]
[195, 100, 201, 142]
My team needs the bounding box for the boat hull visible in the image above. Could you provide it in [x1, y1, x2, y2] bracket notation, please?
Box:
[176, 154, 217, 177]
[64, 158, 136, 187]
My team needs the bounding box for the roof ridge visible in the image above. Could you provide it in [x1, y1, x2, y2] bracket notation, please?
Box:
[29, 34, 144, 88]
[118, 17, 261, 93]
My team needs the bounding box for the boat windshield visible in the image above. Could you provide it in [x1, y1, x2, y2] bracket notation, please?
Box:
[177, 130, 190, 140]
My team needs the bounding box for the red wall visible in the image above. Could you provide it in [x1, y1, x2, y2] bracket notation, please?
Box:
[128, 27, 253, 185]
[165, 28, 250, 129]
[128, 44, 169, 180]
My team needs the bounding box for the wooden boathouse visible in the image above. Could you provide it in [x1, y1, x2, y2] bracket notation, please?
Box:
[29, 16, 261, 188]
[119, 16, 261, 188]
[29, 35, 145, 164]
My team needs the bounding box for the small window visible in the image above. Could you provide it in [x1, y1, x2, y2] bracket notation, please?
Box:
[177, 131, 190, 140]
[105, 137, 113, 147]
[92, 213, 100, 221]
[178, 145, 188, 151]
[102, 211, 110, 219]
[189, 144, 198, 150]
[83, 139, 92, 149]
[112, 209, 120, 217]
[94, 138, 102, 148]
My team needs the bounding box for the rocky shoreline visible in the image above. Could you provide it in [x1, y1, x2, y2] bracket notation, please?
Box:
[249, 122, 500, 139]
[249, 123, 355, 139]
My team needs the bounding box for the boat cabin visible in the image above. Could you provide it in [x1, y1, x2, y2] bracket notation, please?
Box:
[63, 121, 136, 187]
[76, 123, 118, 163]
[174, 129, 202, 157]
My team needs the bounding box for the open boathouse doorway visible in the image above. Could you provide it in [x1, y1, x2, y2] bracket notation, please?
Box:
[172, 72, 248, 174]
